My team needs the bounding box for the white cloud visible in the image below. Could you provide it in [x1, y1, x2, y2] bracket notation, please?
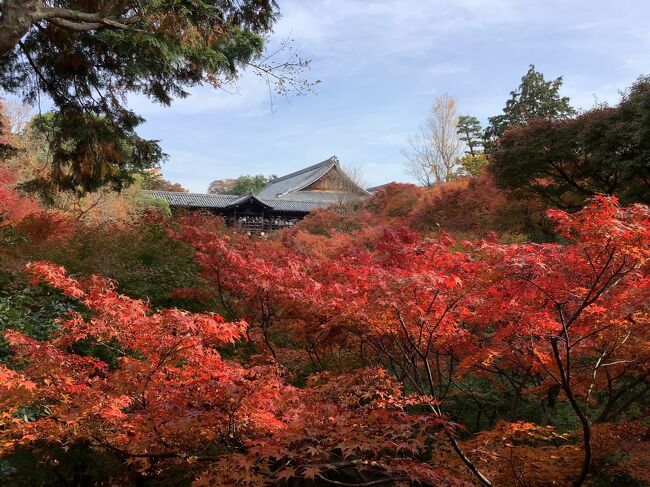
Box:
[275, 0, 530, 56]
[128, 69, 272, 116]
[133, 0, 650, 190]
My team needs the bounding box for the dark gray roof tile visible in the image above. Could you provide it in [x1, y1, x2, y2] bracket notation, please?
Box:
[144, 191, 332, 213]
[145, 156, 369, 214]
[255, 157, 338, 198]
[145, 191, 242, 208]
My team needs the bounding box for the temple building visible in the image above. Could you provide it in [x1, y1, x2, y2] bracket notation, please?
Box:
[145, 156, 370, 232]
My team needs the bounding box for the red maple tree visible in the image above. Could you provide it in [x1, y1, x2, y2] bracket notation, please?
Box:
[179, 196, 649, 486]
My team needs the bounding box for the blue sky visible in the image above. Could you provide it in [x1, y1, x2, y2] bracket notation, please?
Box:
[129, 0, 650, 192]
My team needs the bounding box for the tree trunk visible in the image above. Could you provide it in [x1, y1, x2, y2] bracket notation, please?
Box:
[551, 338, 592, 487]
[541, 384, 561, 426]
[509, 390, 521, 420]
[0, 0, 40, 56]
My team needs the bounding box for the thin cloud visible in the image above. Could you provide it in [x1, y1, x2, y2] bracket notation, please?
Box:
[137, 0, 650, 191]
[129, 70, 271, 116]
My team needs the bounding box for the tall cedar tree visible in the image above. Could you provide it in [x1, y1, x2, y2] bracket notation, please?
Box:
[0, 1, 286, 194]
[484, 65, 575, 148]
[490, 75, 650, 209]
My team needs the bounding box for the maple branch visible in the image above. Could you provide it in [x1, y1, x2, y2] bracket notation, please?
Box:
[92, 436, 225, 463]
[505, 448, 529, 487]
[561, 250, 632, 336]
[551, 337, 591, 487]
[359, 308, 493, 487]
[605, 382, 650, 421]
[366, 336, 422, 396]
[139, 337, 189, 407]
[258, 291, 278, 360]
[595, 373, 650, 423]
[442, 424, 494, 487]
[514, 272, 562, 308]
[212, 266, 238, 321]
[423, 360, 493, 486]
[90, 435, 181, 460]
[394, 308, 422, 358]
[586, 348, 609, 412]
[316, 475, 408, 486]
[570, 323, 615, 347]
[74, 190, 110, 221]
[303, 461, 365, 469]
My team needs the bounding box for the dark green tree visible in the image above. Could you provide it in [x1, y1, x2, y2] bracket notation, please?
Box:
[0, 0, 306, 194]
[21, 111, 164, 196]
[484, 65, 575, 146]
[489, 75, 650, 209]
[209, 174, 276, 195]
[457, 115, 483, 157]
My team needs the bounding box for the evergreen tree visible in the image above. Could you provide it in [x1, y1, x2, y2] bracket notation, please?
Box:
[490, 75, 650, 208]
[0, 1, 306, 194]
[484, 65, 574, 147]
[457, 115, 483, 157]
[208, 174, 276, 195]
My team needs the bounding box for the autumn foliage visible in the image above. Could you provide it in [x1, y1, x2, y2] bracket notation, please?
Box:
[0, 163, 648, 486]
[0, 262, 470, 486]
[173, 195, 650, 486]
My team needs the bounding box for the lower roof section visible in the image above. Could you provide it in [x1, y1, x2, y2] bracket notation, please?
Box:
[144, 191, 334, 213]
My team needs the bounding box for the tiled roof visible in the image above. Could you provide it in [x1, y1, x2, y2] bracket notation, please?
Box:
[366, 182, 395, 193]
[261, 198, 332, 212]
[145, 191, 243, 208]
[255, 156, 370, 199]
[145, 156, 369, 214]
[144, 191, 332, 213]
[255, 157, 338, 198]
[278, 191, 350, 202]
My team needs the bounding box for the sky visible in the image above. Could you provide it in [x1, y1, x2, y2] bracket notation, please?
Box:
[129, 0, 650, 192]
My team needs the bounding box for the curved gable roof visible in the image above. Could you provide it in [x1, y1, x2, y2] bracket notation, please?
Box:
[255, 156, 369, 199]
[223, 194, 273, 210]
[145, 156, 370, 214]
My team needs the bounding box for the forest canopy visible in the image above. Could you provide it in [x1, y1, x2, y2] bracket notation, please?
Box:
[0, 5, 648, 486]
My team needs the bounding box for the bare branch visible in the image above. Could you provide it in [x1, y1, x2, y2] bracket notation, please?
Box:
[403, 93, 464, 186]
